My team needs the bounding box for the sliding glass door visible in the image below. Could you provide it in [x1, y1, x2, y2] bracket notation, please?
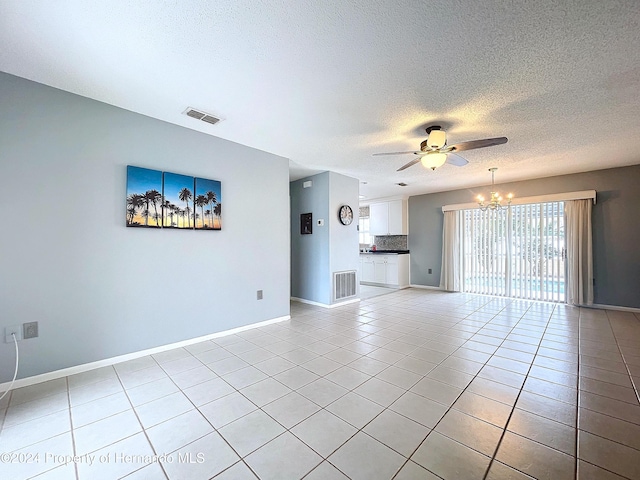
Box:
[462, 208, 509, 297]
[462, 202, 565, 301]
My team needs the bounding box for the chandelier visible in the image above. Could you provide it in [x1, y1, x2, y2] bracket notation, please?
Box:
[477, 167, 513, 211]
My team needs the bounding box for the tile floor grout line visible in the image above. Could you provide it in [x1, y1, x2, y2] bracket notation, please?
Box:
[574, 307, 583, 480]
[387, 296, 539, 479]
[150, 344, 278, 479]
[222, 295, 502, 478]
[172, 316, 385, 477]
[615, 365, 640, 404]
[113, 362, 170, 480]
[193, 327, 383, 477]
[16, 377, 80, 479]
[0, 388, 12, 436]
[65, 376, 80, 480]
[8, 291, 638, 479]
[245, 353, 394, 469]
[387, 301, 505, 478]
[481, 301, 558, 480]
[206, 459, 243, 479]
[156, 351, 268, 479]
[222, 402, 349, 477]
[607, 310, 640, 406]
[479, 301, 551, 478]
[574, 309, 640, 480]
[0, 383, 65, 444]
[358, 345, 477, 480]
[570, 309, 640, 475]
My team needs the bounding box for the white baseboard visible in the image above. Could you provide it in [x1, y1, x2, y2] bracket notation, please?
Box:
[590, 304, 640, 314]
[0, 314, 290, 392]
[360, 282, 409, 290]
[409, 284, 443, 290]
[404, 288, 639, 312]
[291, 297, 360, 309]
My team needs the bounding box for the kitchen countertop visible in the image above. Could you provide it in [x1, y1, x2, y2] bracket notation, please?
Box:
[360, 250, 410, 254]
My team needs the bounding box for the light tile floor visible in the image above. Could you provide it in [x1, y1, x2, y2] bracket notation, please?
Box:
[359, 285, 397, 300]
[1, 289, 640, 480]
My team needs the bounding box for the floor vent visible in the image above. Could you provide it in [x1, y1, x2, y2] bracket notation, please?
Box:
[183, 107, 221, 125]
[334, 270, 357, 301]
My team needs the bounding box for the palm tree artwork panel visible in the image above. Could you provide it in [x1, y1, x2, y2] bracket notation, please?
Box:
[126, 166, 163, 228]
[163, 172, 195, 229]
[126, 166, 222, 231]
[194, 177, 222, 230]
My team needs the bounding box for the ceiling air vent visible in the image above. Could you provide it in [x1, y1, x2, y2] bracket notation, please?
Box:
[183, 107, 222, 126]
[201, 115, 220, 125]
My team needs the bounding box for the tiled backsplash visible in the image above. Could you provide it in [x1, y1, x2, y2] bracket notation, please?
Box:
[373, 235, 408, 250]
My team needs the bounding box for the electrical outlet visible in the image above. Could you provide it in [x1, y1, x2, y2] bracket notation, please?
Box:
[428, 268, 432, 274]
[23, 321, 38, 339]
[5, 325, 22, 343]
[257, 290, 263, 300]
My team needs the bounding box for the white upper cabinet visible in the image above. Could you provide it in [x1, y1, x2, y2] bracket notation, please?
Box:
[369, 200, 407, 235]
[369, 203, 388, 235]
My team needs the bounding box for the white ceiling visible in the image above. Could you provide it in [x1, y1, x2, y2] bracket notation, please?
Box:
[2, 1, 640, 200]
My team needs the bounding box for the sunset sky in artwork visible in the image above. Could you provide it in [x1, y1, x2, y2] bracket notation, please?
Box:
[127, 166, 221, 229]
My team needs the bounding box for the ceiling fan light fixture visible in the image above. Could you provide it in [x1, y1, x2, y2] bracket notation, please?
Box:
[427, 129, 446, 149]
[421, 152, 447, 170]
[376, 127, 507, 172]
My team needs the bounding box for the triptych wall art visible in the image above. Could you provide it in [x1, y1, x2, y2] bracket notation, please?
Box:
[126, 166, 222, 230]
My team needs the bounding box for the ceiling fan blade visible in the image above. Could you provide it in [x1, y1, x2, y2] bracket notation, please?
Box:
[448, 137, 508, 152]
[373, 151, 419, 156]
[445, 153, 469, 166]
[396, 158, 421, 171]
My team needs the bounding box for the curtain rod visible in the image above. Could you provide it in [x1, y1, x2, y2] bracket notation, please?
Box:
[442, 190, 596, 212]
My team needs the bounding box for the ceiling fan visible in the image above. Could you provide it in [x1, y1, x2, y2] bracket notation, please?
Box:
[373, 126, 508, 171]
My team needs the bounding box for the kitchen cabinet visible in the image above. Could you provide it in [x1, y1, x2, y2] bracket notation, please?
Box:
[361, 255, 375, 283]
[385, 256, 399, 285]
[373, 256, 387, 283]
[369, 200, 407, 235]
[359, 254, 409, 287]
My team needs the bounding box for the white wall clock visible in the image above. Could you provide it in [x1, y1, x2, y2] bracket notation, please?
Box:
[339, 205, 353, 225]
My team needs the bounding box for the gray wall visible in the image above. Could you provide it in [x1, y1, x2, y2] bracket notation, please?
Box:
[290, 171, 359, 305]
[290, 173, 331, 304]
[0, 73, 291, 380]
[409, 165, 640, 309]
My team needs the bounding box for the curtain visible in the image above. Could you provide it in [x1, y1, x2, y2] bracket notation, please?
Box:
[440, 210, 462, 291]
[564, 199, 593, 305]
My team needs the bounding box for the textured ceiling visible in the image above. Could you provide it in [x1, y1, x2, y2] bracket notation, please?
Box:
[2, 0, 640, 200]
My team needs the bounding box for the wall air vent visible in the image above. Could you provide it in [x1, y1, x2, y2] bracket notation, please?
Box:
[334, 270, 357, 301]
[183, 107, 222, 126]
